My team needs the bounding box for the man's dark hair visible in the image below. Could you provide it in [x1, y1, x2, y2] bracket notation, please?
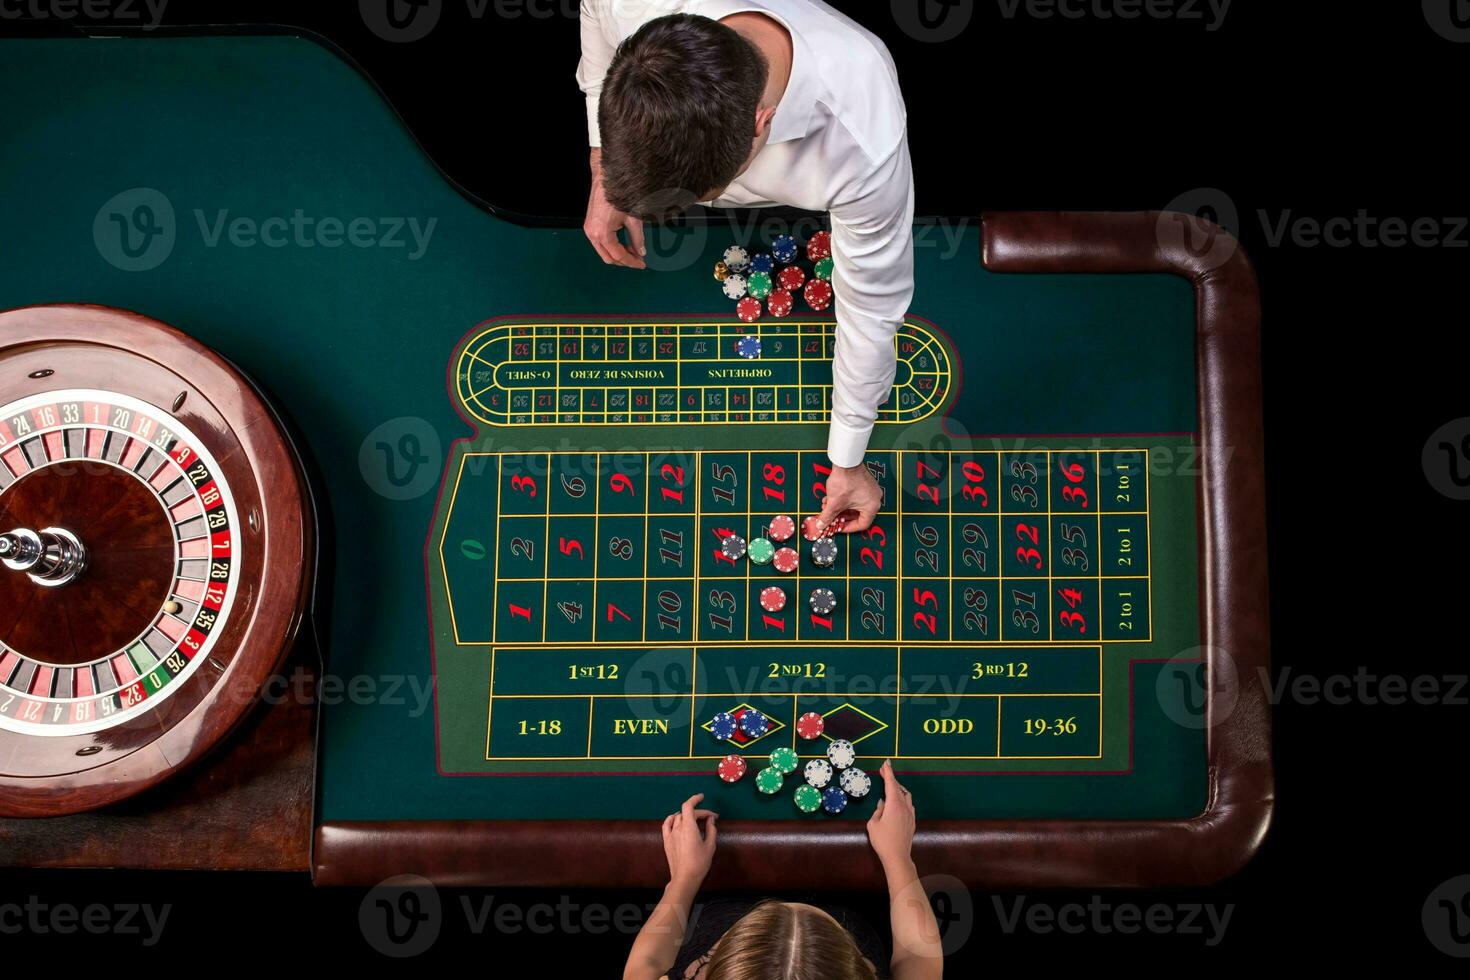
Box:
[599, 14, 769, 223]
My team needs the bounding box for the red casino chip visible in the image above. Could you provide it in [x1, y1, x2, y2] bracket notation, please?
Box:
[802, 515, 843, 541]
[768, 514, 797, 542]
[804, 279, 833, 311]
[737, 296, 762, 323]
[807, 230, 832, 261]
[772, 547, 799, 573]
[768, 289, 794, 318]
[760, 586, 787, 613]
[778, 265, 806, 291]
[718, 753, 748, 783]
[796, 711, 825, 740]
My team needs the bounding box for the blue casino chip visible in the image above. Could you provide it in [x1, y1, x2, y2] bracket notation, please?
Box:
[711, 711, 738, 740]
[771, 235, 798, 263]
[738, 708, 769, 737]
[821, 785, 848, 814]
[749, 252, 774, 275]
[737, 335, 762, 360]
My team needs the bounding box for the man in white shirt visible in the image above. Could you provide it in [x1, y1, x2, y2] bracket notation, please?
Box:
[578, 0, 915, 534]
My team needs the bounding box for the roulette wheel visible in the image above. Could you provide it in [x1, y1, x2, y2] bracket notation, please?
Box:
[0, 305, 313, 818]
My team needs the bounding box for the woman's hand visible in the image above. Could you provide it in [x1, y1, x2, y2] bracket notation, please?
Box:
[866, 760, 915, 872]
[661, 794, 718, 887]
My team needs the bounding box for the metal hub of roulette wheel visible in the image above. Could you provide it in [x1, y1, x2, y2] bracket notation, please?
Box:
[0, 305, 313, 817]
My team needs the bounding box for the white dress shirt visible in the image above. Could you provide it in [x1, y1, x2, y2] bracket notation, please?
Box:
[578, 0, 915, 467]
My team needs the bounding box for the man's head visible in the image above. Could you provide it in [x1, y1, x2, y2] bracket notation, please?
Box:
[598, 14, 771, 222]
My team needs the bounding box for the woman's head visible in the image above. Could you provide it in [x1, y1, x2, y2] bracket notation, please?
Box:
[704, 901, 878, 980]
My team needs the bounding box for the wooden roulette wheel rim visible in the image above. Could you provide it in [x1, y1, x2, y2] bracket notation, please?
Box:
[0, 305, 312, 817]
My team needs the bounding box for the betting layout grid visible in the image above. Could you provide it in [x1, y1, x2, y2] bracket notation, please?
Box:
[445, 449, 1151, 763]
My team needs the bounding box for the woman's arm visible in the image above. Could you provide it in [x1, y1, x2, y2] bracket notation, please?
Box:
[623, 794, 719, 980]
[867, 761, 944, 979]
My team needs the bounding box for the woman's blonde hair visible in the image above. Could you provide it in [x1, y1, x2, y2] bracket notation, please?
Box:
[704, 900, 879, 980]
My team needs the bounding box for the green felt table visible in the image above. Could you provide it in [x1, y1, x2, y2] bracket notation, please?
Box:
[0, 31, 1272, 888]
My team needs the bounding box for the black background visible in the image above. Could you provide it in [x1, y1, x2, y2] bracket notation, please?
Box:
[2, 0, 1466, 968]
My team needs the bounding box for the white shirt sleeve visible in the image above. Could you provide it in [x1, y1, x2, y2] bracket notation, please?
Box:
[576, 0, 618, 147]
[826, 135, 916, 467]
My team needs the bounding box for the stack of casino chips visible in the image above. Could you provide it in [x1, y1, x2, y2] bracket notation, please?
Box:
[709, 705, 872, 815]
[713, 231, 835, 324]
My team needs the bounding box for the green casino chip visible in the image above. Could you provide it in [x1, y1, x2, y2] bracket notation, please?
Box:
[755, 766, 784, 794]
[794, 784, 822, 813]
[814, 256, 834, 281]
[747, 536, 776, 565]
[770, 746, 799, 775]
[748, 271, 773, 299]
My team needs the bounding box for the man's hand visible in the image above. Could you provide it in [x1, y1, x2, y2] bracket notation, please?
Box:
[660, 794, 718, 887]
[585, 148, 646, 269]
[812, 461, 882, 534]
[866, 760, 916, 873]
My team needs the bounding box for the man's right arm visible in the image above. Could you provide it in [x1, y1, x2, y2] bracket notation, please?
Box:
[576, 0, 616, 148]
[578, 0, 647, 268]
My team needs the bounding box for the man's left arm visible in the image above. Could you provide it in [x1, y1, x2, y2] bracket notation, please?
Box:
[815, 137, 916, 533]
